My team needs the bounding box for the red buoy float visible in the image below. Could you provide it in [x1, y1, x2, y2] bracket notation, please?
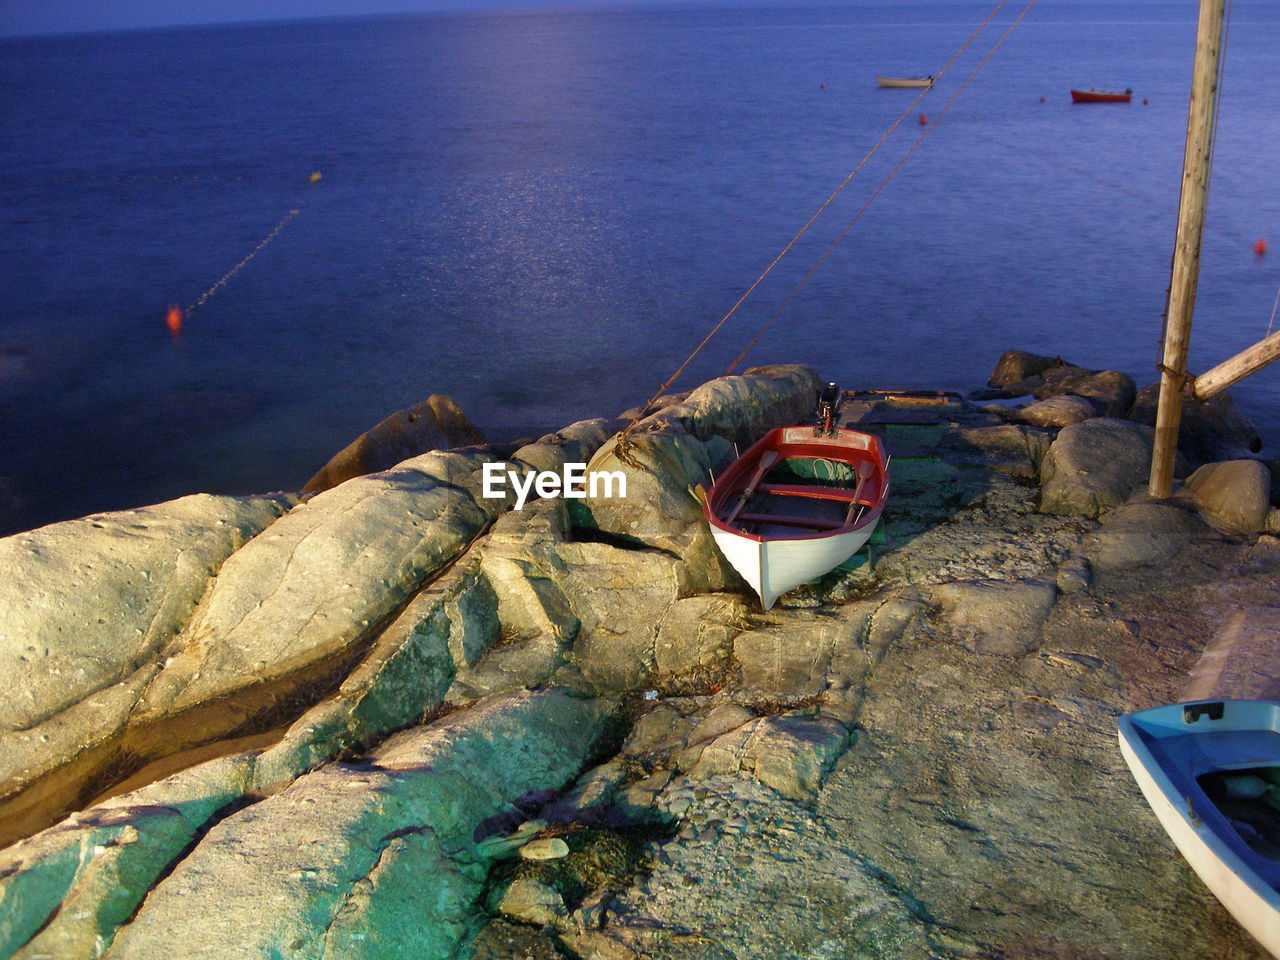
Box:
[1255, 238, 1268, 257]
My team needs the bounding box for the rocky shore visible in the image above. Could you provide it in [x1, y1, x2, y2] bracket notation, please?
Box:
[1, 355, 1278, 959]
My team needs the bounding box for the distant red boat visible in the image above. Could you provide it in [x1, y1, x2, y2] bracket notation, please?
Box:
[1071, 88, 1133, 103]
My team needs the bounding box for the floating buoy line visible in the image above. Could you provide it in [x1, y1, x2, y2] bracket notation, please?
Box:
[164, 172, 321, 335]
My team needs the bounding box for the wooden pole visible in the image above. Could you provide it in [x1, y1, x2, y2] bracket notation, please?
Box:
[1192, 329, 1280, 399]
[1149, 0, 1227, 498]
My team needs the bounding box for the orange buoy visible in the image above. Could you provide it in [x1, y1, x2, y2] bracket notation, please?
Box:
[166, 304, 183, 335]
[1255, 238, 1268, 256]
[309, 171, 322, 184]
[1039, 96, 1045, 102]
[918, 113, 927, 126]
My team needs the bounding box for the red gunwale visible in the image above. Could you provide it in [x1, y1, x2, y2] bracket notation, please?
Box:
[703, 427, 888, 543]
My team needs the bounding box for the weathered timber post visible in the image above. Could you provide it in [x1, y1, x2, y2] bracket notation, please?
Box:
[1149, 0, 1227, 498]
[1192, 329, 1280, 400]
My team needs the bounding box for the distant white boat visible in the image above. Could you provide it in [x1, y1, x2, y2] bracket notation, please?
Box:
[1118, 699, 1280, 958]
[875, 75, 934, 89]
[703, 424, 888, 610]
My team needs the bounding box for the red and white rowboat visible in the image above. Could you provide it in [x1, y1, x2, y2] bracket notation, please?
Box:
[1070, 88, 1132, 103]
[703, 426, 889, 610]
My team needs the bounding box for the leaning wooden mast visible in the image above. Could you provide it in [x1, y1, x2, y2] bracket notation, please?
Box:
[1149, 0, 1228, 498]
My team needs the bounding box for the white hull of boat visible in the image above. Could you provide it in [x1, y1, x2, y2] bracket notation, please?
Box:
[709, 521, 874, 611]
[1118, 701, 1280, 958]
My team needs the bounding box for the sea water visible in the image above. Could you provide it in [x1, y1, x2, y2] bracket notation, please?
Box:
[2, 1, 1278, 532]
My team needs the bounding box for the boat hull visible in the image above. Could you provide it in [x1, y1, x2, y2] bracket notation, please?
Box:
[1070, 89, 1132, 103]
[876, 75, 933, 88]
[708, 519, 876, 611]
[1117, 700, 1280, 957]
[703, 426, 888, 610]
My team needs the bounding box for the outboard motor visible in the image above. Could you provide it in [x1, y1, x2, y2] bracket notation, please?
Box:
[815, 381, 841, 435]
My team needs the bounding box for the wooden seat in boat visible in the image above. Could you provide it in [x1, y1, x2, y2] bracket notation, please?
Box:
[756, 482, 859, 502]
[735, 512, 847, 531]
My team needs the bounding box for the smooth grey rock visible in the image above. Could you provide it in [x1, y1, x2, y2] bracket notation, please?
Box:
[0, 493, 292, 735]
[519, 837, 571, 861]
[511, 418, 617, 481]
[1039, 418, 1156, 518]
[570, 366, 821, 554]
[1185, 459, 1272, 534]
[931, 580, 1056, 657]
[0, 494, 294, 848]
[1019, 395, 1098, 428]
[303, 394, 486, 493]
[1081, 501, 1216, 570]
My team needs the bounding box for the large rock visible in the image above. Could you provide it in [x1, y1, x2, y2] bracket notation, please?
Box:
[303, 395, 486, 493]
[987, 351, 1063, 389]
[627, 364, 823, 447]
[930, 580, 1056, 657]
[127, 456, 495, 745]
[1128, 384, 1262, 463]
[689, 710, 850, 801]
[1018, 395, 1098, 428]
[0, 549, 505, 958]
[101, 689, 611, 960]
[0, 494, 292, 734]
[569, 366, 819, 592]
[1080, 500, 1217, 571]
[1033, 369, 1136, 417]
[1038, 418, 1156, 517]
[0, 494, 294, 847]
[1184, 459, 1273, 534]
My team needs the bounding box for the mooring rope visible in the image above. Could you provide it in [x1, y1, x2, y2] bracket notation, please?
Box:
[612, 0, 1014, 450]
[728, 0, 1040, 373]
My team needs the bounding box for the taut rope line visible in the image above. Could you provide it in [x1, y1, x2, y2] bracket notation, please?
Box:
[614, 0, 1013, 450]
[729, 0, 1040, 373]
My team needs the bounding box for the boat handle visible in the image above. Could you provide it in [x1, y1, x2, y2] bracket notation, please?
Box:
[1183, 702, 1224, 724]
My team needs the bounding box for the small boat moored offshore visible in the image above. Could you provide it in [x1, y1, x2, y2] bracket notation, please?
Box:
[876, 75, 934, 88]
[1117, 700, 1280, 957]
[1070, 87, 1133, 103]
[703, 384, 889, 610]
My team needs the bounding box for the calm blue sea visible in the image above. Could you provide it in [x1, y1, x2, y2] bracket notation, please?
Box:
[2, 1, 1278, 532]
